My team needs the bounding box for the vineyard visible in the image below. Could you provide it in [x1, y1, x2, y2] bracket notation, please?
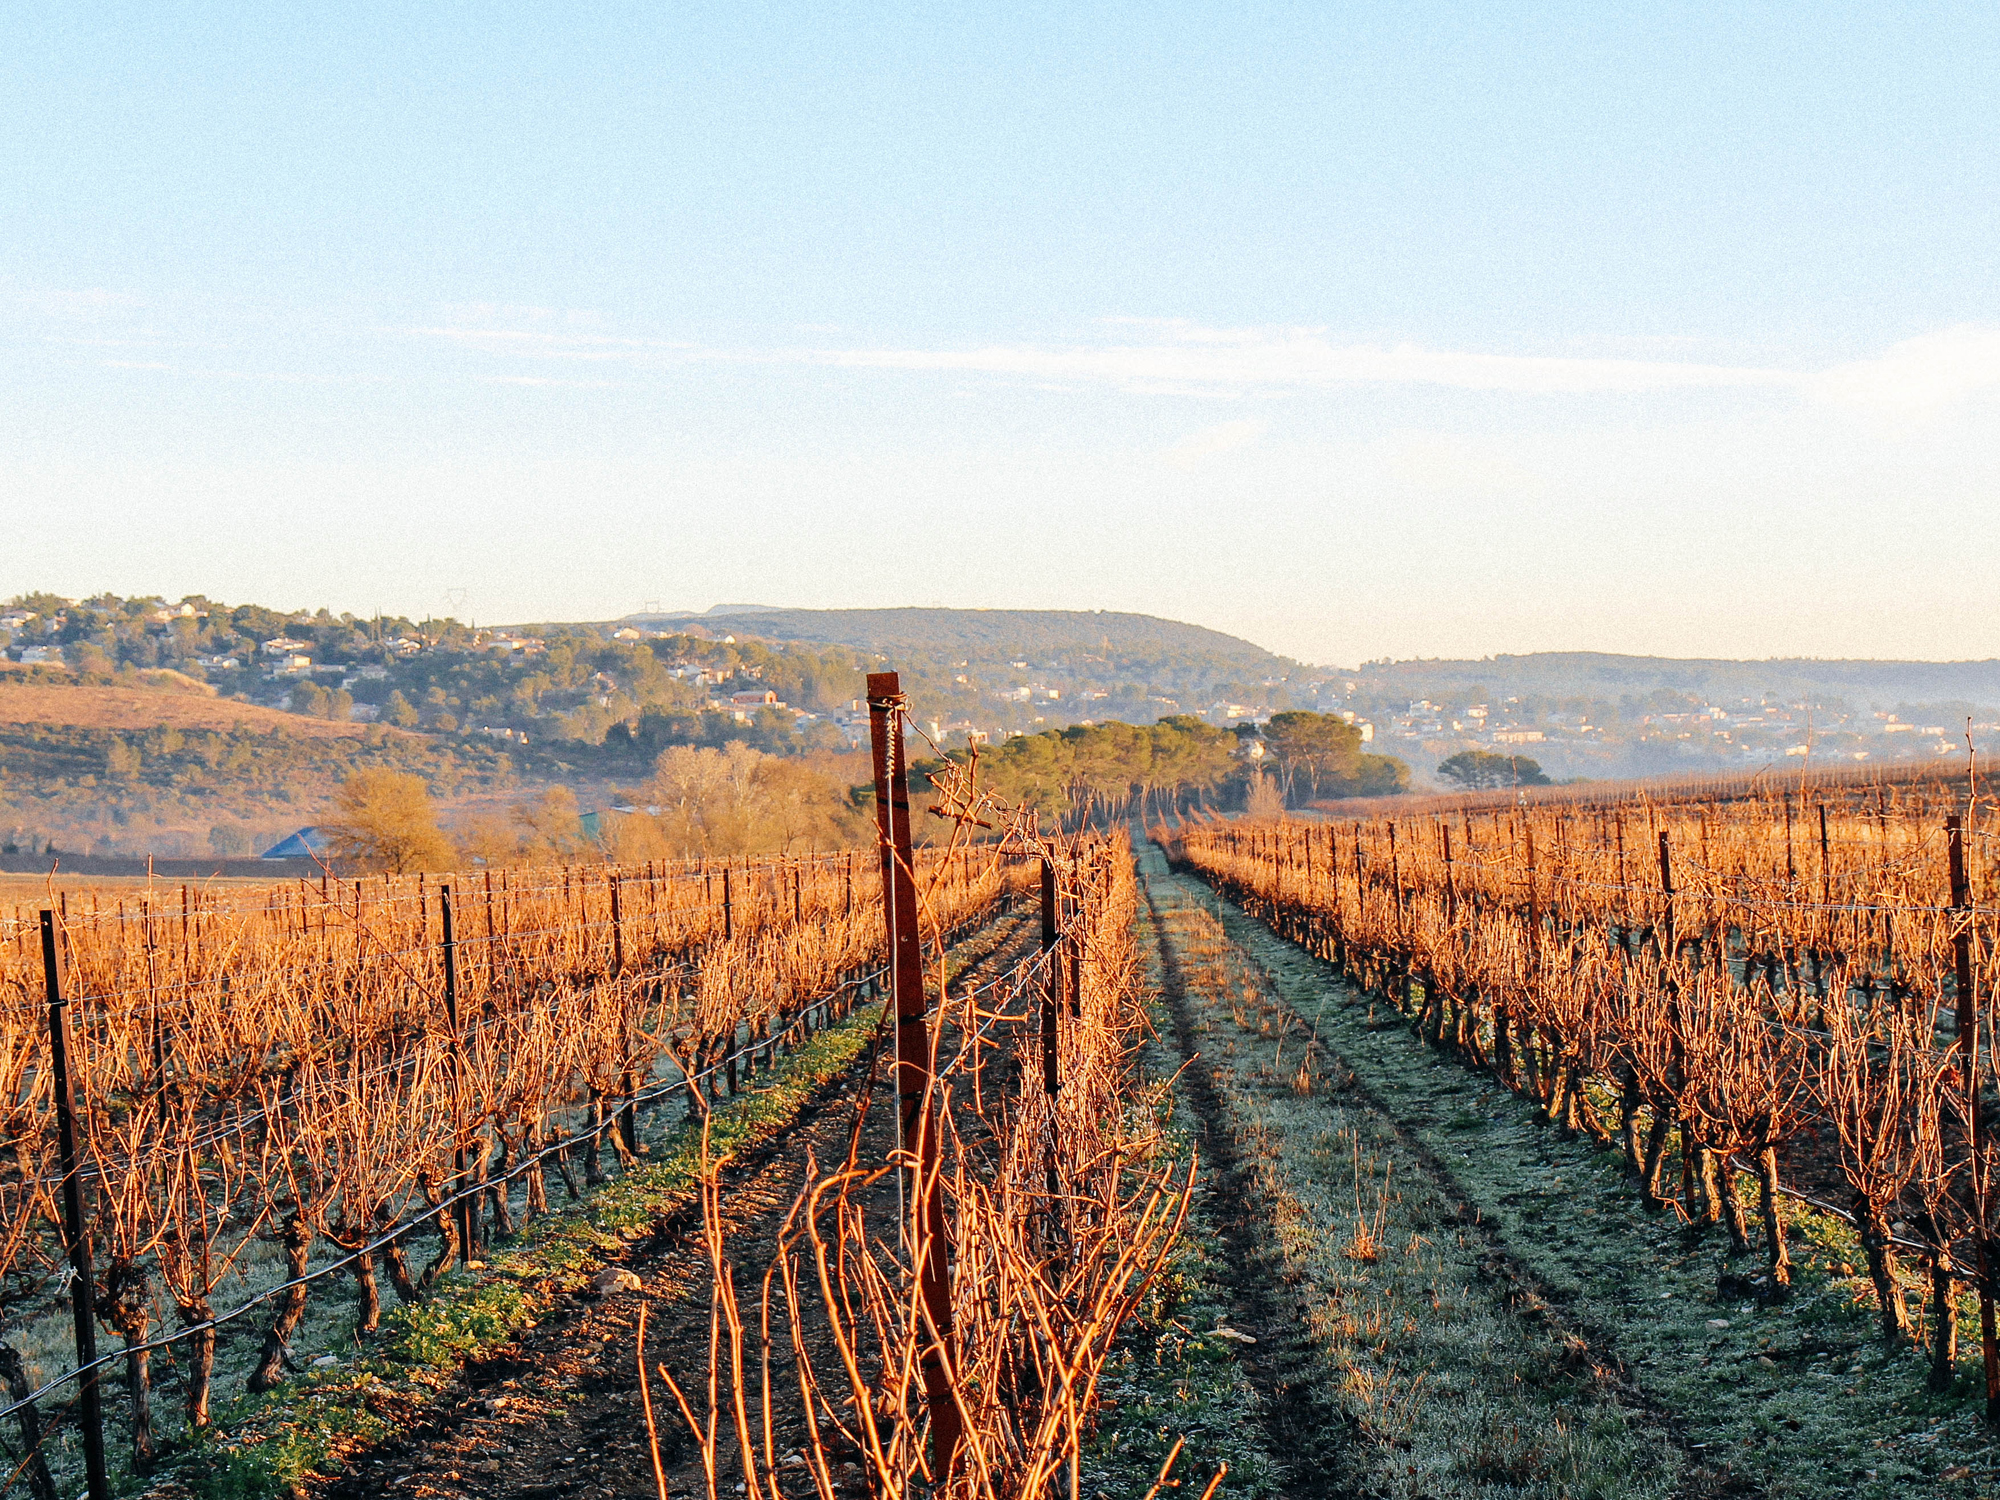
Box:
[16, 688, 2000, 1500]
[1158, 779, 2000, 1494]
[0, 675, 1202, 1500]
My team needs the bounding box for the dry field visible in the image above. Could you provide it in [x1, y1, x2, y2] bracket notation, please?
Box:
[0, 681, 376, 738]
[0, 872, 289, 904]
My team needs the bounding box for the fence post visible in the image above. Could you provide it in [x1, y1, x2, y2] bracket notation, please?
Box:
[1040, 858, 1060, 1099]
[439, 887, 477, 1263]
[867, 670, 960, 1479]
[610, 873, 624, 977]
[610, 874, 638, 1145]
[41, 912, 110, 1500]
[722, 867, 733, 942]
[1656, 831, 1675, 960]
[1947, 815, 1997, 1417]
[1069, 928, 1083, 1021]
[1441, 819, 1458, 927]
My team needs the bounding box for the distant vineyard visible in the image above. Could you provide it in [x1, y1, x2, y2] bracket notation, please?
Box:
[1317, 750, 1994, 818]
[1168, 783, 2000, 1405]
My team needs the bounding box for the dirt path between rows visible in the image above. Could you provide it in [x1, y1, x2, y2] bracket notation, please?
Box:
[317, 911, 1039, 1500]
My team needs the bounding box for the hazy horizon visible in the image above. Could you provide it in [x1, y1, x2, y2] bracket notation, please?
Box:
[26, 588, 2000, 679]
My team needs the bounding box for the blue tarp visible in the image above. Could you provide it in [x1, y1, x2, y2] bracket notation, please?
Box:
[261, 826, 332, 860]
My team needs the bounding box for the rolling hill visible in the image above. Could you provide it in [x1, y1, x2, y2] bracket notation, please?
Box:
[642, 605, 1291, 676]
[621, 606, 1305, 725]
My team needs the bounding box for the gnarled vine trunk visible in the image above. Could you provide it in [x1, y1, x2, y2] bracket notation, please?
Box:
[96, 1256, 155, 1468]
[0, 1342, 60, 1500]
[248, 1214, 313, 1392]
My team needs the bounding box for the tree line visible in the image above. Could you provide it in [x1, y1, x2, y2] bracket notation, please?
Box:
[948, 711, 1408, 827]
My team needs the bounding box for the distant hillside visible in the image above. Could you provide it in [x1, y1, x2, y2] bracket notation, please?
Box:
[1352, 653, 2000, 712]
[636, 606, 1289, 677]
[625, 605, 1309, 737]
[0, 680, 379, 738]
[1332, 652, 2000, 787]
[2, 594, 1326, 860]
[0, 678, 528, 863]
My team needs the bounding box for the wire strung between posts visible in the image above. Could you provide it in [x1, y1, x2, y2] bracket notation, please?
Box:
[1266, 841, 1979, 917]
[0, 958, 900, 1428]
[0, 892, 1052, 1424]
[0, 848, 871, 934]
[20, 859, 1028, 1011]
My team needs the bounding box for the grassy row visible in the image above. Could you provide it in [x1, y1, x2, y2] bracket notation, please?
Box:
[1146, 860, 1679, 1499]
[1071, 895, 1283, 1499]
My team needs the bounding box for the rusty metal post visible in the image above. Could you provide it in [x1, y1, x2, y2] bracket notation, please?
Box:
[610, 874, 639, 1150]
[1037, 854, 1067, 1257]
[866, 671, 960, 1476]
[1656, 830, 1675, 960]
[722, 866, 733, 942]
[1952, 815, 1978, 1050]
[41, 913, 110, 1500]
[1441, 818, 1458, 925]
[1069, 929, 1082, 1020]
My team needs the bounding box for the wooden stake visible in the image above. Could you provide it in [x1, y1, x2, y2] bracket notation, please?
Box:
[866, 671, 960, 1478]
[440, 887, 476, 1262]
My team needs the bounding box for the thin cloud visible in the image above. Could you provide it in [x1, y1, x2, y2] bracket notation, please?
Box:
[409, 314, 1789, 393]
[407, 313, 2000, 414]
[795, 324, 1794, 396]
[1809, 325, 2000, 418]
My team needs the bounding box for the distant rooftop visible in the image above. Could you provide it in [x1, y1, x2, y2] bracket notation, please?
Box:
[261, 826, 332, 860]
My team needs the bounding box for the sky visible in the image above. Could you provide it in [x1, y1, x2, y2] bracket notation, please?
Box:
[4, 2, 1999, 667]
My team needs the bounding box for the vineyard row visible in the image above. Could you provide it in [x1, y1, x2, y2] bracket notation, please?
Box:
[0, 840, 1041, 1488]
[1167, 793, 2000, 1413]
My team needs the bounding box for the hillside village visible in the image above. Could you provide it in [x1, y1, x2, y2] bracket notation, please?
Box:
[0, 594, 1317, 753]
[8, 597, 1994, 813]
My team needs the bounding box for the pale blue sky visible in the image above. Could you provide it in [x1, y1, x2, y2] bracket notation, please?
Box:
[5, 4, 1998, 663]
